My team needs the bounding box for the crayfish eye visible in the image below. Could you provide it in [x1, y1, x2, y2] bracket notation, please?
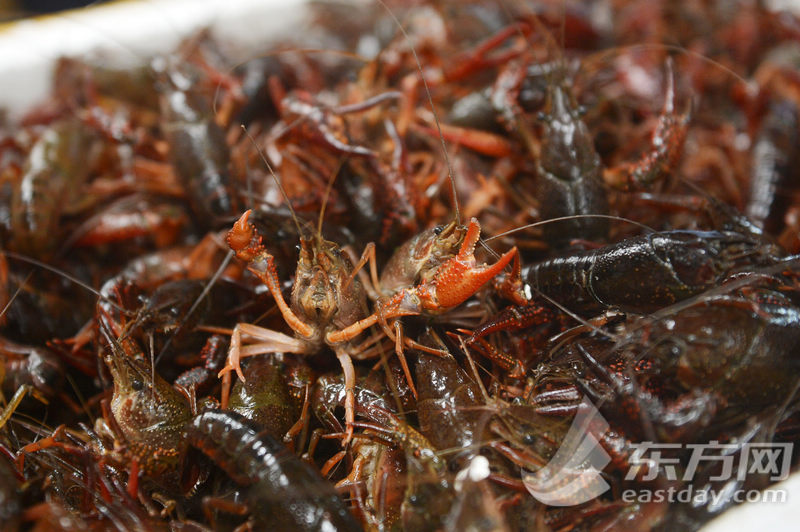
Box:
[433, 225, 444, 235]
[131, 378, 144, 391]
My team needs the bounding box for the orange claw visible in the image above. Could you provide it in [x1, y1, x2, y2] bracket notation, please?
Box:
[227, 210, 315, 339]
[422, 217, 518, 311]
[227, 210, 262, 262]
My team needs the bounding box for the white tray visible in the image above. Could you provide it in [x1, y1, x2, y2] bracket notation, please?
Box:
[0, 0, 312, 119]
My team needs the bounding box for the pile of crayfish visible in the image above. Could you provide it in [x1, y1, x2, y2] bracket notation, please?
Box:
[2, 0, 800, 530]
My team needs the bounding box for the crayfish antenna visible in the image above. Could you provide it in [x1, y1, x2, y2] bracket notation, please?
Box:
[240, 124, 305, 238]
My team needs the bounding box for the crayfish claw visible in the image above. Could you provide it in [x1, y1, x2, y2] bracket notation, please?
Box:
[227, 210, 263, 262]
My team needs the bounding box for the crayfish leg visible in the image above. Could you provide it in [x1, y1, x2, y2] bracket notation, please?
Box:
[334, 347, 356, 447]
[343, 242, 381, 299]
[218, 323, 309, 408]
[16, 425, 81, 472]
[393, 320, 418, 399]
[321, 450, 348, 477]
[0, 385, 47, 432]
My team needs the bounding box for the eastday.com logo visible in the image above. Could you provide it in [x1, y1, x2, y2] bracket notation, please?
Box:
[520, 397, 792, 507]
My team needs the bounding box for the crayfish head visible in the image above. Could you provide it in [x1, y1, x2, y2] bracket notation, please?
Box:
[422, 220, 465, 267]
[293, 235, 365, 332]
[380, 220, 466, 295]
[104, 342, 191, 475]
[297, 268, 338, 324]
[540, 83, 599, 182]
